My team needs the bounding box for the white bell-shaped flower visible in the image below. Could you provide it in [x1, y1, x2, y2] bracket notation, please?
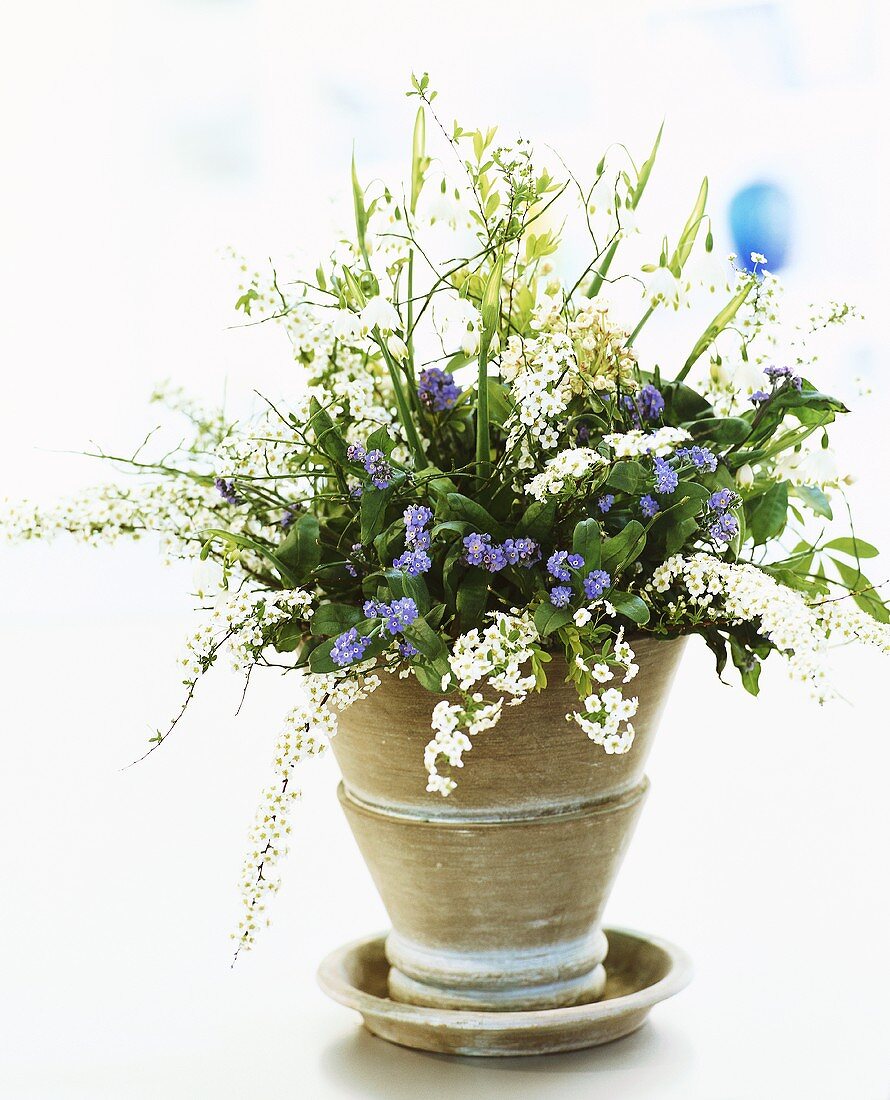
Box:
[646, 265, 683, 310]
[360, 295, 401, 334]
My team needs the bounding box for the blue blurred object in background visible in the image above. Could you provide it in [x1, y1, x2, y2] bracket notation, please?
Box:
[729, 181, 792, 271]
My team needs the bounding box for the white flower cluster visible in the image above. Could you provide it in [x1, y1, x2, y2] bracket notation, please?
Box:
[500, 331, 577, 463]
[523, 447, 609, 502]
[647, 553, 890, 701]
[424, 611, 539, 795]
[566, 302, 637, 391]
[178, 587, 314, 683]
[232, 670, 380, 956]
[499, 303, 637, 470]
[604, 426, 692, 458]
[569, 629, 639, 753]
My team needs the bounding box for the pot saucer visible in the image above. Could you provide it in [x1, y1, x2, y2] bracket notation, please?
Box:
[317, 926, 692, 1057]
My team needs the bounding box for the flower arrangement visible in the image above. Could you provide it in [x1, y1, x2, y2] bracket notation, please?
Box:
[5, 75, 889, 959]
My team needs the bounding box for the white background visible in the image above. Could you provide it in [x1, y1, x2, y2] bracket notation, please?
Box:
[2, 1, 889, 1097]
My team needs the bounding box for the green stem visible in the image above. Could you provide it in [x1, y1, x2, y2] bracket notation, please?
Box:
[406, 250, 416, 381]
[476, 336, 491, 479]
[377, 333, 426, 468]
[626, 305, 655, 348]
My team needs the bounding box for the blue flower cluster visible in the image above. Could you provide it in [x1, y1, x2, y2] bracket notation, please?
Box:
[583, 569, 611, 600]
[637, 383, 665, 421]
[764, 364, 802, 391]
[463, 533, 540, 573]
[363, 596, 420, 635]
[345, 541, 364, 578]
[750, 390, 770, 407]
[676, 445, 718, 473]
[547, 550, 584, 582]
[346, 443, 394, 489]
[418, 367, 462, 412]
[652, 456, 679, 495]
[708, 489, 740, 543]
[623, 383, 665, 425]
[597, 494, 615, 513]
[404, 505, 433, 546]
[392, 505, 434, 575]
[215, 477, 243, 505]
[331, 627, 371, 667]
[546, 551, 612, 607]
[640, 494, 660, 518]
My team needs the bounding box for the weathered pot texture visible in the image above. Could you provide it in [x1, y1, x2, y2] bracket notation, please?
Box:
[331, 634, 686, 1012]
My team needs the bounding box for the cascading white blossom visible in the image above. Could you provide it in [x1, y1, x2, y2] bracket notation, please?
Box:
[647, 553, 890, 701]
[424, 611, 539, 795]
[232, 670, 380, 957]
[177, 587, 314, 681]
[568, 628, 640, 754]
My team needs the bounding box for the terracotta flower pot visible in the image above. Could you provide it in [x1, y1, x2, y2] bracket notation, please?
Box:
[331, 634, 687, 1012]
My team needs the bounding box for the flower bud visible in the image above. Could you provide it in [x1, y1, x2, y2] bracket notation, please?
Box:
[736, 463, 755, 489]
[387, 333, 409, 361]
[460, 328, 480, 357]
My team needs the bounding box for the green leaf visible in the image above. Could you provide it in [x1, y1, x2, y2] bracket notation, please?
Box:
[823, 537, 879, 559]
[275, 617, 308, 653]
[235, 288, 259, 315]
[572, 518, 602, 570]
[366, 424, 396, 456]
[663, 382, 714, 422]
[676, 280, 754, 382]
[744, 482, 789, 545]
[444, 493, 504, 538]
[830, 558, 890, 623]
[384, 570, 431, 615]
[606, 460, 647, 494]
[791, 485, 833, 520]
[411, 661, 448, 692]
[486, 378, 513, 428]
[587, 122, 663, 299]
[277, 513, 321, 582]
[665, 517, 701, 557]
[534, 603, 573, 637]
[310, 602, 362, 637]
[673, 176, 708, 270]
[351, 151, 370, 265]
[519, 498, 557, 540]
[601, 521, 647, 576]
[400, 616, 448, 665]
[309, 397, 350, 465]
[456, 570, 489, 630]
[609, 590, 651, 625]
[688, 416, 750, 444]
[361, 486, 392, 544]
[729, 637, 762, 696]
[480, 257, 503, 339]
[200, 528, 299, 588]
[632, 120, 664, 209]
[410, 105, 426, 215]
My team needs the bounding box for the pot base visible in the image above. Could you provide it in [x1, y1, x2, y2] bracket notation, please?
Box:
[317, 926, 692, 1057]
